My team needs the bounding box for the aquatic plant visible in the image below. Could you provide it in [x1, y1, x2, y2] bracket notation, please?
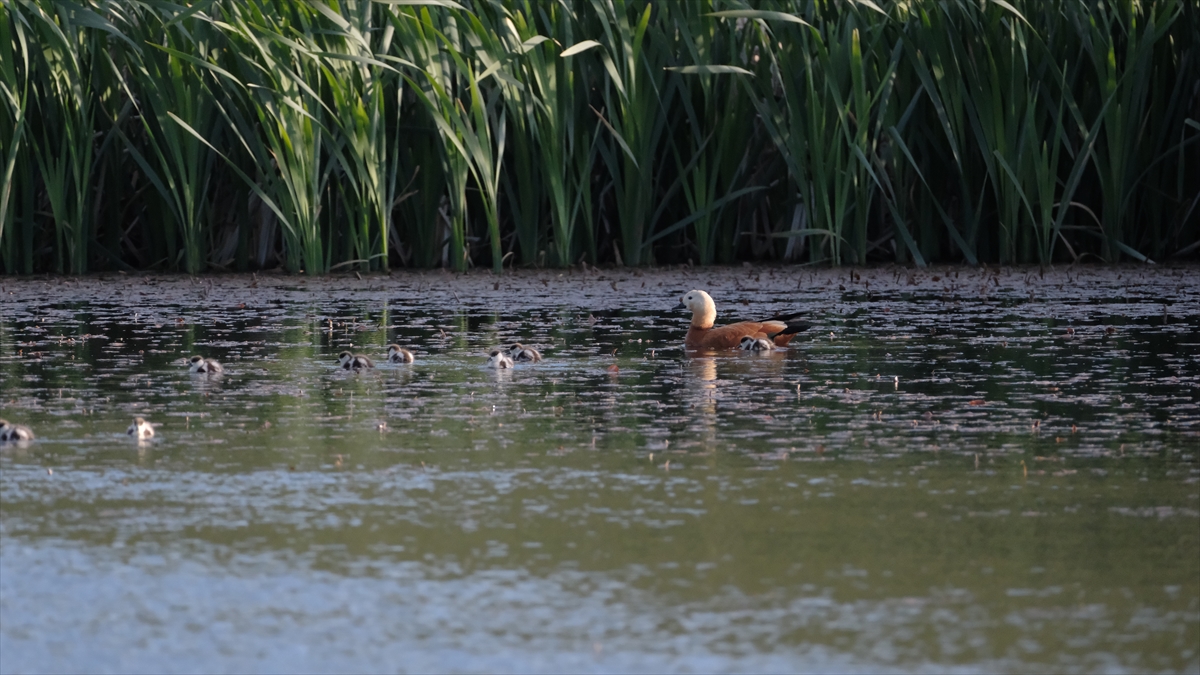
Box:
[0, 0, 1195, 274]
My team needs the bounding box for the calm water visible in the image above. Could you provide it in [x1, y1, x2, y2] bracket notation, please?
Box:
[1, 265, 1197, 674]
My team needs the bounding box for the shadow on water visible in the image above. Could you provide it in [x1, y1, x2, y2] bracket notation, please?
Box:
[1, 266, 1198, 673]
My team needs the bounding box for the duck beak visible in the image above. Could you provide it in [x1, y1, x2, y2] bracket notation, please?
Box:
[672, 302, 686, 311]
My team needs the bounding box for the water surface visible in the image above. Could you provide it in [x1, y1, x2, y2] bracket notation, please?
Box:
[2, 265, 1198, 673]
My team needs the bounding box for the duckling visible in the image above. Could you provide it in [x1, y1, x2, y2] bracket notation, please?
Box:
[127, 417, 155, 439]
[507, 343, 542, 362]
[188, 355, 224, 374]
[338, 351, 374, 370]
[386, 344, 415, 363]
[675, 290, 809, 350]
[486, 348, 514, 369]
[0, 419, 34, 442]
[738, 336, 775, 352]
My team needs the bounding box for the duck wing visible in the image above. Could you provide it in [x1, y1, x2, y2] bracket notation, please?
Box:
[763, 312, 811, 342]
[686, 321, 781, 349]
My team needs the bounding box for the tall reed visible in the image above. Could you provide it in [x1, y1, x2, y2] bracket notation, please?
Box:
[585, 0, 676, 266]
[0, 0, 1195, 275]
[316, 0, 401, 273]
[388, 4, 503, 271]
[0, 4, 28, 271]
[664, 4, 765, 265]
[21, 0, 112, 273]
[113, 3, 221, 274]
[228, 1, 337, 273]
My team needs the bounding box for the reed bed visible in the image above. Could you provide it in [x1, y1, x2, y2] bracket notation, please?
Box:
[1, 0, 1196, 274]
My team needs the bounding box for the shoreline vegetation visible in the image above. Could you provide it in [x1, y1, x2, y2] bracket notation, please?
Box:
[0, 0, 1197, 276]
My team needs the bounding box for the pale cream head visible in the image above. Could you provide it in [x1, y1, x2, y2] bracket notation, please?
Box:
[678, 290, 717, 329]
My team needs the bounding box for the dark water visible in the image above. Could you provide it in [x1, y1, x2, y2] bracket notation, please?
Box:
[1, 265, 1197, 674]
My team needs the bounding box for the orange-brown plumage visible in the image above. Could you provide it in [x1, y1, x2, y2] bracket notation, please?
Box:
[675, 290, 808, 350]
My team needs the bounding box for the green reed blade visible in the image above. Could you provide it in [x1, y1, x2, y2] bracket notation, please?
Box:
[0, 3, 29, 268]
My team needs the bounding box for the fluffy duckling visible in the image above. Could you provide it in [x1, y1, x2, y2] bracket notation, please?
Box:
[738, 336, 775, 352]
[507, 343, 542, 362]
[338, 351, 375, 370]
[188, 355, 224, 374]
[675, 289, 809, 350]
[127, 417, 155, 439]
[386, 344, 415, 364]
[0, 419, 34, 442]
[486, 348, 514, 369]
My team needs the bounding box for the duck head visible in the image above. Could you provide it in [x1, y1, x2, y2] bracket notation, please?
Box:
[674, 290, 716, 329]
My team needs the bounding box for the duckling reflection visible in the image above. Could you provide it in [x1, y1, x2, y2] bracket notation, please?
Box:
[386, 344, 415, 363]
[0, 419, 34, 442]
[188, 355, 224, 375]
[338, 351, 375, 371]
[507, 343, 542, 362]
[738, 336, 774, 352]
[486, 349, 514, 369]
[127, 417, 155, 439]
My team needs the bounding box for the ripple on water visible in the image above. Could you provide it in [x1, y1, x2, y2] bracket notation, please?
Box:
[1, 266, 1198, 673]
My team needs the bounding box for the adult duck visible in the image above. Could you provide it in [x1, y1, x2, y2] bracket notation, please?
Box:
[674, 290, 808, 350]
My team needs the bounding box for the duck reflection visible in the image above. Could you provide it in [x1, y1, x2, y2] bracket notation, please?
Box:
[688, 356, 718, 383]
[685, 357, 719, 449]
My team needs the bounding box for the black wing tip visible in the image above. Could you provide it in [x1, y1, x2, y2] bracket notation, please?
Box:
[765, 311, 810, 338]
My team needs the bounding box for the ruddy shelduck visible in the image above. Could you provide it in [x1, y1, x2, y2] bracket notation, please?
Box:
[675, 290, 809, 350]
[338, 351, 374, 370]
[188, 355, 224, 374]
[127, 417, 155, 439]
[386, 344, 415, 363]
